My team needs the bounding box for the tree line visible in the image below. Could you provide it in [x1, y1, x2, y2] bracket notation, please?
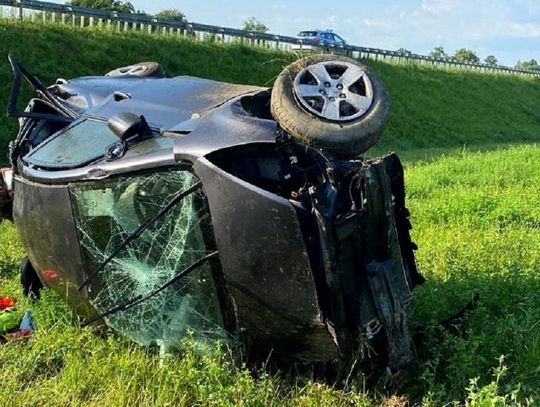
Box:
[398, 45, 538, 69]
[68, 0, 266, 31]
[428, 46, 538, 70]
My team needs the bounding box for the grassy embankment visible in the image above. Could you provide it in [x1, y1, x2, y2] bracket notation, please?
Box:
[0, 19, 539, 406]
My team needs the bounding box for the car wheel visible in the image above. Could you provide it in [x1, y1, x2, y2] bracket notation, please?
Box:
[105, 62, 166, 78]
[20, 257, 43, 299]
[271, 55, 390, 157]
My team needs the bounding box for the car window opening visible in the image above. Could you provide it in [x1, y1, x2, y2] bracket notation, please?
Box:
[71, 169, 229, 352]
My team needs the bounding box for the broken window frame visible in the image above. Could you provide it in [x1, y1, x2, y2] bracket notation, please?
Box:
[69, 166, 234, 350]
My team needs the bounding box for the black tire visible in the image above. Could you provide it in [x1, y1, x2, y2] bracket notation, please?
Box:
[271, 55, 390, 158]
[20, 257, 43, 299]
[105, 62, 166, 78]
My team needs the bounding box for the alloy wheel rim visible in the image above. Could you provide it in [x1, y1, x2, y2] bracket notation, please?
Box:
[293, 61, 373, 122]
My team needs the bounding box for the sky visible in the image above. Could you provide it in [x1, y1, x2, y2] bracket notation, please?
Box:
[51, 0, 539, 66]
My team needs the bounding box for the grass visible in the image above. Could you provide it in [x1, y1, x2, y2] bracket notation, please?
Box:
[0, 19, 539, 406]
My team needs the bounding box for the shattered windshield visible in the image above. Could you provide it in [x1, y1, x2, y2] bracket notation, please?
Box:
[70, 169, 228, 351]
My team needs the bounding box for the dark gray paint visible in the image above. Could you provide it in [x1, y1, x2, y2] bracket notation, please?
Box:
[12, 177, 95, 318]
[193, 157, 337, 359]
[56, 75, 264, 129]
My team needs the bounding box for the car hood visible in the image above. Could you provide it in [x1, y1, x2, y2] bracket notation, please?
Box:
[54, 75, 265, 130]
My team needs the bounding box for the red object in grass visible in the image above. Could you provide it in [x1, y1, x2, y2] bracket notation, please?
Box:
[0, 297, 15, 310]
[1, 329, 32, 342]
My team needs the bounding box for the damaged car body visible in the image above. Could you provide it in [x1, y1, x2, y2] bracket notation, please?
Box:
[2, 54, 424, 373]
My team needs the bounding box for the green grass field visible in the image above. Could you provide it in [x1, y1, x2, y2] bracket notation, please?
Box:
[0, 19, 539, 406]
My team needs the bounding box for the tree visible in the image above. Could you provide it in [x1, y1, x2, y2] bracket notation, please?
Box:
[516, 59, 540, 70]
[155, 8, 186, 21]
[484, 55, 498, 65]
[397, 47, 411, 55]
[69, 0, 135, 13]
[429, 46, 448, 59]
[242, 17, 269, 33]
[453, 48, 480, 63]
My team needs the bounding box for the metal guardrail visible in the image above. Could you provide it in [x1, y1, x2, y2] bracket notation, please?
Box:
[1, 0, 539, 78]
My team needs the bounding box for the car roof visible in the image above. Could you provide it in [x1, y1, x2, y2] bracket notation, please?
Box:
[297, 30, 344, 39]
[299, 29, 334, 34]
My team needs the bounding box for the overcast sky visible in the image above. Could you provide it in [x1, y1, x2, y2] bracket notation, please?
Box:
[49, 0, 539, 66]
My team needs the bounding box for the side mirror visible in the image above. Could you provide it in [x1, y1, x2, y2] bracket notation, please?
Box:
[107, 112, 150, 141]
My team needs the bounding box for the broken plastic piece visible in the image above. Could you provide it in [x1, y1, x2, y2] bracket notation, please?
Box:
[19, 309, 36, 331]
[0, 297, 15, 310]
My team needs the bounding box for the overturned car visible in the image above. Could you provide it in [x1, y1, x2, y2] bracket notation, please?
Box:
[1, 54, 423, 373]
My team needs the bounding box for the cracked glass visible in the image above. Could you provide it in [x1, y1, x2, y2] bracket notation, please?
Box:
[70, 169, 228, 351]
